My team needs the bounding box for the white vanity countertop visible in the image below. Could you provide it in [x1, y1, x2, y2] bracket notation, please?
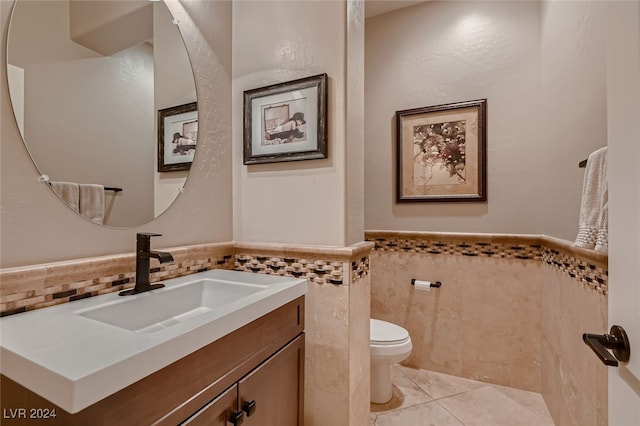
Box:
[0, 269, 307, 414]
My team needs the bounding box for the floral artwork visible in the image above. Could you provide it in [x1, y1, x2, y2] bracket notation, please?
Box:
[412, 120, 467, 186]
[396, 99, 486, 202]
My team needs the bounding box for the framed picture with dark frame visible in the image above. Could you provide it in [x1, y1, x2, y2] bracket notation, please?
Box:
[243, 73, 328, 165]
[396, 99, 487, 202]
[158, 102, 198, 172]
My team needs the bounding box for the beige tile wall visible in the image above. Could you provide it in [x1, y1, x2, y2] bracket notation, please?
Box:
[366, 231, 608, 426]
[233, 242, 372, 426]
[370, 251, 543, 391]
[541, 261, 608, 426]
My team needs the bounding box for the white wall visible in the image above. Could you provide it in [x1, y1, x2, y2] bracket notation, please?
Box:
[606, 1, 640, 424]
[232, 0, 352, 246]
[365, 1, 607, 241]
[0, 0, 232, 267]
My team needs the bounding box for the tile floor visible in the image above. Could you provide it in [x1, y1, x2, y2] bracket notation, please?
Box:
[370, 365, 555, 426]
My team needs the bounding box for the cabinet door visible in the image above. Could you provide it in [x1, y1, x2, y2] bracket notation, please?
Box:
[181, 383, 237, 426]
[239, 335, 304, 426]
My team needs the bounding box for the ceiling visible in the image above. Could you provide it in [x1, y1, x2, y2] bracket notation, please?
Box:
[365, 0, 426, 18]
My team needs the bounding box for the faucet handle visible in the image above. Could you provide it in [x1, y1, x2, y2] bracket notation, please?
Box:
[136, 233, 163, 251]
[137, 232, 162, 239]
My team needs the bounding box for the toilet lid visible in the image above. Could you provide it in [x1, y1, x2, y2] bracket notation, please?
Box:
[370, 319, 410, 345]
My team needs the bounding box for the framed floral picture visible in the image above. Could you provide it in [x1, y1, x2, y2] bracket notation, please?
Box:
[158, 102, 198, 172]
[243, 73, 328, 165]
[396, 99, 487, 202]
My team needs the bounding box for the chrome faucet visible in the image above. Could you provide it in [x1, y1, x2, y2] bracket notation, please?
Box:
[119, 233, 174, 296]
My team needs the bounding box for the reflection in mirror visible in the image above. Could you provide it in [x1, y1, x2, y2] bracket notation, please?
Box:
[6, 0, 197, 228]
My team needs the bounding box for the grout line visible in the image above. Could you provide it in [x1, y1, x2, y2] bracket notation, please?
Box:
[373, 367, 555, 425]
[396, 366, 493, 402]
[393, 366, 436, 401]
[433, 398, 468, 426]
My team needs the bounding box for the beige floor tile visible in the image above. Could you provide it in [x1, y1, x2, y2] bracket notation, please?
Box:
[398, 365, 486, 400]
[437, 386, 554, 426]
[374, 401, 464, 426]
[371, 365, 434, 413]
[371, 368, 554, 426]
[490, 383, 553, 421]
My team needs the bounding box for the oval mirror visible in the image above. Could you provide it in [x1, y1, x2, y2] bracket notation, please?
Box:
[6, 0, 197, 228]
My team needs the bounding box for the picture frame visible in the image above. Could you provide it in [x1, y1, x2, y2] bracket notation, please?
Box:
[158, 102, 198, 172]
[243, 73, 328, 165]
[396, 99, 487, 202]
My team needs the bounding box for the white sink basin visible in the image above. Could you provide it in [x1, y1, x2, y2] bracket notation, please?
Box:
[78, 279, 267, 333]
[0, 269, 307, 413]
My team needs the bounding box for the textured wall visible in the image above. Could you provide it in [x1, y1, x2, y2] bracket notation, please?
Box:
[364, 1, 606, 241]
[539, 1, 607, 240]
[232, 0, 351, 247]
[0, 0, 233, 267]
[7, 0, 155, 227]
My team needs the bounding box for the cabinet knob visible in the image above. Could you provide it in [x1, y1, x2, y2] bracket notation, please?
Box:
[229, 410, 244, 426]
[242, 400, 257, 417]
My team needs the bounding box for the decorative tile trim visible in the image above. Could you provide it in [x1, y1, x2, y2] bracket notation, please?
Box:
[543, 249, 608, 295]
[351, 257, 370, 284]
[0, 242, 376, 316]
[369, 238, 542, 260]
[0, 243, 235, 316]
[233, 241, 374, 286]
[234, 254, 346, 285]
[365, 231, 608, 294]
[5, 231, 609, 313]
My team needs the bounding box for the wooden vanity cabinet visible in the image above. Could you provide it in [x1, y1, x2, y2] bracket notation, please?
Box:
[184, 334, 304, 425]
[0, 296, 305, 426]
[182, 384, 238, 426]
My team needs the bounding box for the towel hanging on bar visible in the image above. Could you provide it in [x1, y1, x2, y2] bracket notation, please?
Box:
[575, 147, 608, 252]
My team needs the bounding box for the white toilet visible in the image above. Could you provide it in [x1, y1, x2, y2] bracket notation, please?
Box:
[370, 318, 413, 404]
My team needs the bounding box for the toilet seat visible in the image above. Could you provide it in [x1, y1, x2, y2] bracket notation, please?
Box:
[370, 318, 410, 345]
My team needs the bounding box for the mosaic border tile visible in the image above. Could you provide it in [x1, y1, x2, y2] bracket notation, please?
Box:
[0, 242, 375, 317]
[368, 237, 543, 260]
[1, 233, 608, 316]
[351, 256, 370, 284]
[233, 251, 372, 286]
[543, 249, 608, 295]
[365, 232, 608, 294]
[234, 254, 346, 285]
[0, 246, 235, 317]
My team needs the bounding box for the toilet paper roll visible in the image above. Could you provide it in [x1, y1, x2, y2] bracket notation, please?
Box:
[411, 279, 432, 291]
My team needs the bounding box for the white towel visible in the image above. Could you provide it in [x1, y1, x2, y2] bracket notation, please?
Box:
[79, 184, 105, 225]
[575, 147, 608, 252]
[49, 181, 80, 213]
